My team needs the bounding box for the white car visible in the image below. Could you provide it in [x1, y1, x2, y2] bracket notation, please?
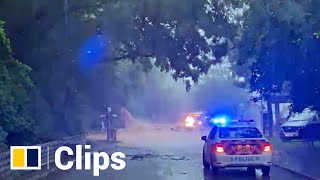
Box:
[201, 122, 272, 175]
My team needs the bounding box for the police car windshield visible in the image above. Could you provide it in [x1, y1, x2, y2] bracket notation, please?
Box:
[219, 127, 262, 139]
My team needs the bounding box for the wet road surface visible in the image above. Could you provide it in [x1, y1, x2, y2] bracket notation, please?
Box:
[41, 126, 310, 180]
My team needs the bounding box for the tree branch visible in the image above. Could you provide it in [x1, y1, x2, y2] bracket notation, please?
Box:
[102, 52, 155, 63]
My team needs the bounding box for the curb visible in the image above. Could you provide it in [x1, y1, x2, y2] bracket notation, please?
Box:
[272, 162, 319, 180]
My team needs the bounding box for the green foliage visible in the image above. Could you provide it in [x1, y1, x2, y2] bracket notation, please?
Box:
[1, 0, 320, 149]
[232, 0, 320, 113]
[0, 20, 35, 149]
[0, 0, 235, 144]
[77, 0, 232, 83]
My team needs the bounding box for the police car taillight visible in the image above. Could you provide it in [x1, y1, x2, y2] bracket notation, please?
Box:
[263, 143, 272, 152]
[214, 143, 225, 153]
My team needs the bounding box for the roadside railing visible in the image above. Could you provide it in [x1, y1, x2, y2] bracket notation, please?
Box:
[0, 134, 87, 179]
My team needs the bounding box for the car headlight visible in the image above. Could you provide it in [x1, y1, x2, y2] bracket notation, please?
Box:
[185, 116, 195, 127]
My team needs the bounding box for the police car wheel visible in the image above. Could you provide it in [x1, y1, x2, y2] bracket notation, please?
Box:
[202, 151, 210, 169]
[261, 166, 270, 176]
[247, 167, 256, 176]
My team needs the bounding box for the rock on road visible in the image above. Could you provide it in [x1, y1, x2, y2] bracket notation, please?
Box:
[42, 125, 310, 180]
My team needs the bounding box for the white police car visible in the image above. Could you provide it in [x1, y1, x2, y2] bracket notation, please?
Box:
[201, 119, 272, 176]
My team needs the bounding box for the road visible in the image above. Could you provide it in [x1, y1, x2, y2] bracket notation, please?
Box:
[40, 125, 310, 180]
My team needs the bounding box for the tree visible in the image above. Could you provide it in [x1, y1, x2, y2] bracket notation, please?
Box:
[3, 0, 320, 146]
[90, 0, 233, 85]
[0, 20, 34, 150]
[0, 0, 232, 83]
[231, 0, 320, 113]
[0, 0, 236, 139]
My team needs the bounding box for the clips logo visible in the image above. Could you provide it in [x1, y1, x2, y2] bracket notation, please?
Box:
[10, 146, 41, 170]
[10, 145, 126, 176]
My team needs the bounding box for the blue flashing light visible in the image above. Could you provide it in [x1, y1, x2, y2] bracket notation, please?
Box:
[213, 118, 220, 124]
[220, 117, 227, 124]
[210, 115, 230, 126]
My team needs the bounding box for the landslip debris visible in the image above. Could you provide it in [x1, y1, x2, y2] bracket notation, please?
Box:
[128, 153, 189, 161]
[129, 153, 158, 160]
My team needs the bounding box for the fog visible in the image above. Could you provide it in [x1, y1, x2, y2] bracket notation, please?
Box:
[109, 62, 260, 124]
[75, 59, 262, 133]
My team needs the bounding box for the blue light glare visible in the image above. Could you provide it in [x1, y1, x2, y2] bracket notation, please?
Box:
[79, 35, 109, 71]
[211, 115, 230, 126]
[220, 117, 227, 124]
[213, 119, 219, 123]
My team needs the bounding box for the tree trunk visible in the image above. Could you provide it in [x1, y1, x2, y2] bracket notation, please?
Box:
[267, 101, 273, 137]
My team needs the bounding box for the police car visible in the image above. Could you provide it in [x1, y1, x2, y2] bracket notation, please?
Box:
[201, 117, 272, 176]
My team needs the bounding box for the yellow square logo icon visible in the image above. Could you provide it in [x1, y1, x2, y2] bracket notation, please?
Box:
[10, 146, 41, 170]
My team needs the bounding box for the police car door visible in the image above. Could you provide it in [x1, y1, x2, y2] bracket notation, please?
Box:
[205, 126, 218, 162]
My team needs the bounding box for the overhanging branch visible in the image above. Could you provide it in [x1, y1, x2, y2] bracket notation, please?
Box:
[98, 52, 155, 64]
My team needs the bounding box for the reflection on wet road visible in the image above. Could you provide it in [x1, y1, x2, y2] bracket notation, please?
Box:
[203, 166, 310, 180]
[42, 127, 310, 180]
